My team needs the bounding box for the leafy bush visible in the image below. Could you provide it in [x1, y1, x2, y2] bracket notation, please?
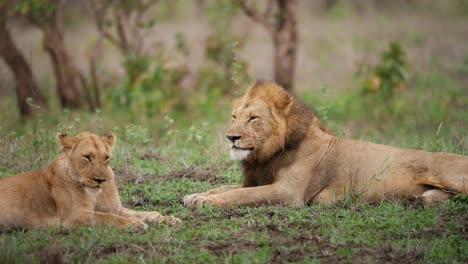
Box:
[14, 0, 55, 22]
[349, 42, 411, 122]
[106, 51, 188, 119]
[197, 0, 250, 96]
[198, 33, 250, 96]
[191, 35, 250, 119]
[359, 42, 408, 100]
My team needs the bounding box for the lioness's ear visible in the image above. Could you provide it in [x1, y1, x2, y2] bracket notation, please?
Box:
[101, 133, 116, 148]
[57, 133, 78, 151]
[232, 98, 242, 109]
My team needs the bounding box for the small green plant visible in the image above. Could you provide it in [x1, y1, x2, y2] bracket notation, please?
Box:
[427, 122, 447, 152]
[124, 124, 152, 145]
[123, 54, 150, 83]
[200, 34, 249, 95]
[359, 42, 408, 101]
[193, 36, 249, 120]
[186, 124, 208, 144]
[230, 41, 249, 95]
[315, 85, 330, 123]
[198, 1, 249, 96]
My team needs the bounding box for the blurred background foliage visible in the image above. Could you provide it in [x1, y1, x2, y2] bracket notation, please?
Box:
[0, 0, 466, 150]
[0, 2, 466, 262]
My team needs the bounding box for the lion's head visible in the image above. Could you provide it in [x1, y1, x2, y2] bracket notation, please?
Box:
[226, 81, 322, 162]
[57, 132, 115, 188]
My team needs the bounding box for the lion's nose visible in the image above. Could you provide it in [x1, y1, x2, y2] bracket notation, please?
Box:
[227, 135, 241, 142]
[93, 177, 106, 184]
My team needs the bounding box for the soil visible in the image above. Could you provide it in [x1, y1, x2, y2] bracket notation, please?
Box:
[114, 162, 233, 186]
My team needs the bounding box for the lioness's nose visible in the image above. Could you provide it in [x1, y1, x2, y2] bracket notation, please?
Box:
[227, 135, 241, 142]
[93, 177, 106, 184]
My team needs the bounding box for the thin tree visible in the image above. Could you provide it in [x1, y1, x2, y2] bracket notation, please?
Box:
[19, 0, 85, 109]
[88, 0, 158, 57]
[87, 0, 160, 91]
[0, 2, 48, 117]
[237, 0, 298, 91]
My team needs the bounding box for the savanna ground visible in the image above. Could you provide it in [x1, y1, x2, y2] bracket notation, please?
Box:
[1, 2, 467, 263]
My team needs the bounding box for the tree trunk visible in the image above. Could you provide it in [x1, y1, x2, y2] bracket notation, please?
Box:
[195, 0, 205, 17]
[40, 1, 83, 109]
[0, 17, 48, 117]
[89, 45, 102, 109]
[272, 0, 298, 91]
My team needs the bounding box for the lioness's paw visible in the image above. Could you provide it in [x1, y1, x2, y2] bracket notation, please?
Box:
[144, 212, 182, 227]
[144, 212, 162, 225]
[127, 218, 148, 231]
[160, 215, 182, 227]
[183, 193, 207, 206]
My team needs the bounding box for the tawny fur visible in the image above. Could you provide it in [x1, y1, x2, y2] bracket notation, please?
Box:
[0, 132, 181, 229]
[184, 81, 468, 207]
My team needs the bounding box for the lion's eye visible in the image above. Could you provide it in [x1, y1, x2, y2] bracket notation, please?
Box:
[232, 115, 236, 120]
[105, 156, 110, 161]
[83, 155, 91, 161]
[248, 116, 258, 122]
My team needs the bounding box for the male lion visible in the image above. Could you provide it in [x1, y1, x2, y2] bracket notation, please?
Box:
[0, 132, 181, 229]
[184, 81, 468, 207]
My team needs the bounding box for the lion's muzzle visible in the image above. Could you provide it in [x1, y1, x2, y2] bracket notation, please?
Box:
[226, 134, 241, 143]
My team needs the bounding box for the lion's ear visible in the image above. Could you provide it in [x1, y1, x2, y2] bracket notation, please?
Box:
[274, 94, 294, 115]
[101, 133, 116, 148]
[57, 133, 78, 151]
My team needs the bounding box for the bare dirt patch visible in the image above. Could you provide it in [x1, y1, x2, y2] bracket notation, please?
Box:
[114, 162, 233, 186]
[204, 239, 258, 256]
[186, 204, 462, 263]
[157, 163, 233, 184]
[138, 151, 172, 162]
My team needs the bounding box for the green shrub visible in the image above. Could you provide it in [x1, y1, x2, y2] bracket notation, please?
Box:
[359, 42, 408, 101]
[106, 51, 187, 119]
[199, 34, 250, 96]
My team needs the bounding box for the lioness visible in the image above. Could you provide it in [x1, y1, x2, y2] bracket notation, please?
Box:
[0, 132, 181, 229]
[184, 81, 468, 207]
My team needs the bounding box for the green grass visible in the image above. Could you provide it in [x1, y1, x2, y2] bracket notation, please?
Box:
[0, 105, 467, 263]
[1, 29, 467, 263]
[1, 71, 468, 263]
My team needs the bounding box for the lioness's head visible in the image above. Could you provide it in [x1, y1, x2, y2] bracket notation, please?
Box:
[57, 132, 115, 188]
[226, 81, 298, 162]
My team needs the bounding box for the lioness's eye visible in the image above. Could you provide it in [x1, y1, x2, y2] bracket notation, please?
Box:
[232, 115, 236, 120]
[249, 116, 258, 122]
[105, 156, 110, 161]
[83, 155, 91, 161]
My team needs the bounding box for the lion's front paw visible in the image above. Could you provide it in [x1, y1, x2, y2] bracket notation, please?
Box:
[127, 218, 148, 231]
[183, 193, 207, 206]
[186, 195, 221, 209]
